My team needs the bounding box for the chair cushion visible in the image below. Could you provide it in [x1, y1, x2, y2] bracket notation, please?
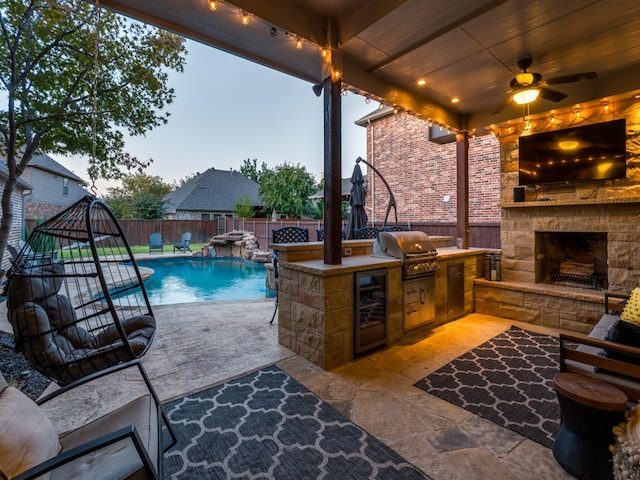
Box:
[55, 394, 157, 480]
[0, 384, 59, 480]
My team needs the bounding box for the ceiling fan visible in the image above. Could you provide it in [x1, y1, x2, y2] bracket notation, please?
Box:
[493, 57, 597, 114]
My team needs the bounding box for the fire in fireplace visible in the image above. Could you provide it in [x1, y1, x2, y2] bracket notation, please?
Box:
[535, 232, 608, 289]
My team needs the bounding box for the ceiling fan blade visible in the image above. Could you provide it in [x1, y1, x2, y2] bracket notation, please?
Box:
[538, 87, 568, 102]
[545, 72, 597, 85]
[492, 95, 514, 114]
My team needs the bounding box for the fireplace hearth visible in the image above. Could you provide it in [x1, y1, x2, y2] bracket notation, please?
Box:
[535, 232, 608, 290]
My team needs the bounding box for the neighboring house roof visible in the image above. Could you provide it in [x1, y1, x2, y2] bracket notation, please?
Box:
[164, 168, 263, 213]
[28, 153, 85, 183]
[0, 162, 32, 190]
[309, 176, 367, 200]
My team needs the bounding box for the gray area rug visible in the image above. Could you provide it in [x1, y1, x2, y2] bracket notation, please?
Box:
[163, 365, 430, 479]
[414, 326, 560, 448]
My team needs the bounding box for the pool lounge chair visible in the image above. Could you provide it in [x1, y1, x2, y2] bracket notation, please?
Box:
[173, 232, 192, 253]
[148, 233, 164, 253]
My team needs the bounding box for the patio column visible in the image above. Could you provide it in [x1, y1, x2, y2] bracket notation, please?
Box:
[322, 76, 342, 265]
[456, 132, 469, 249]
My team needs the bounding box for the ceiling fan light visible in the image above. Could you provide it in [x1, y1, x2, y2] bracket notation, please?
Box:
[513, 89, 539, 105]
[515, 72, 535, 86]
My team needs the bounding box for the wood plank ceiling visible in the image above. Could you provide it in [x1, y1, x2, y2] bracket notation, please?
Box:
[99, 0, 640, 133]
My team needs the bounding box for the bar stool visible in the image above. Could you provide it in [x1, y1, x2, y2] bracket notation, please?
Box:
[553, 372, 628, 480]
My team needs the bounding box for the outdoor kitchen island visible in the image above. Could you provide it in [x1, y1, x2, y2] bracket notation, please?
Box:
[273, 237, 490, 369]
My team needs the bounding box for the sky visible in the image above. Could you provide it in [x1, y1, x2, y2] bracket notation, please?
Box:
[62, 39, 377, 195]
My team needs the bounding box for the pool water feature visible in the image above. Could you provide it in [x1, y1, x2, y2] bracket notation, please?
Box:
[127, 257, 274, 305]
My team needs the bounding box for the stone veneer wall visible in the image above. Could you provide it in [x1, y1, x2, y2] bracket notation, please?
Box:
[273, 241, 396, 368]
[476, 99, 640, 332]
[475, 280, 605, 333]
[276, 256, 403, 369]
[499, 100, 640, 293]
[275, 239, 482, 369]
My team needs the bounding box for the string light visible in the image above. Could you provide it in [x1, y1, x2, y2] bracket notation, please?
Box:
[341, 88, 348, 96]
[219, 2, 631, 129]
[573, 105, 582, 118]
[208, 0, 217, 11]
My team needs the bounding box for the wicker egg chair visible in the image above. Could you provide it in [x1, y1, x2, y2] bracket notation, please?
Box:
[5, 195, 157, 386]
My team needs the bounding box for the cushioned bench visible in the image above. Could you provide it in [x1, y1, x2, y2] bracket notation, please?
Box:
[559, 292, 640, 401]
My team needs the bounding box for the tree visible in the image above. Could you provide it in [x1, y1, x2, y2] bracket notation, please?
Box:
[0, 1, 186, 266]
[103, 173, 171, 219]
[259, 163, 317, 219]
[234, 194, 255, 218]
[240, 158, 268, 184]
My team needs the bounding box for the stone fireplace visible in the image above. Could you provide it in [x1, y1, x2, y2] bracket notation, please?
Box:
[535, 231, 608, 289]
[474, 100, 640, 332]
[501, 201, 640, 293]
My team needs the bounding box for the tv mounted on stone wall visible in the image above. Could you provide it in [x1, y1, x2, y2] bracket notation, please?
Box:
[518, 119, 627, 186]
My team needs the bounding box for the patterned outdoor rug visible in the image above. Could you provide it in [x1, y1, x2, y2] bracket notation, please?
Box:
[414, 326, 560, 448]
[163, 365, 430, 479]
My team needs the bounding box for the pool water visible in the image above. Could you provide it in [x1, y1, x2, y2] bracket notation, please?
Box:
[129, 257, 274, 305]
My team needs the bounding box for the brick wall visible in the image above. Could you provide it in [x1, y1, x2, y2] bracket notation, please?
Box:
[25, 201, 66, 220]
[363, 112, 501, 224]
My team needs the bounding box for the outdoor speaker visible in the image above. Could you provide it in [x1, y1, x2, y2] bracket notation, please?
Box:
[513, 186, 525, 202]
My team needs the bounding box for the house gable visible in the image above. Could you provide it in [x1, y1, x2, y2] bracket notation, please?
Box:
[21, 153, 89, 219]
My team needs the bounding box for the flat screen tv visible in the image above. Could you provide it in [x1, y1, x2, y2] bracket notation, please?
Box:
[518, 119, 627, 186]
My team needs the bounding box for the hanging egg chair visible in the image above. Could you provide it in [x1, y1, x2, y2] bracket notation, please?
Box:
[5, 195, 156, 385]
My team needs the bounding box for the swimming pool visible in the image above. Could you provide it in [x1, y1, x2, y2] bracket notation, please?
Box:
[127, 257, 274, 305]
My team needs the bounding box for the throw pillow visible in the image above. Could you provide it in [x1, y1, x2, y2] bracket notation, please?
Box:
[598, 319, 640, 368]
[0, 384, 59, 479]
[621, 287, 640, 323]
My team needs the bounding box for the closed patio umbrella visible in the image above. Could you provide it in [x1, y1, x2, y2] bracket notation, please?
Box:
[346, 163, 368, 239]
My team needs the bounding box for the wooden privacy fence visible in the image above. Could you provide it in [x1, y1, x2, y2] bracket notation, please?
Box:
[26, 218, 501, 250]
[26, 218, 217, 248]
[217, 218, 501, 250]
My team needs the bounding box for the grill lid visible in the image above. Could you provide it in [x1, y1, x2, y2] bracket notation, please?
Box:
[375, 231, 437, 258]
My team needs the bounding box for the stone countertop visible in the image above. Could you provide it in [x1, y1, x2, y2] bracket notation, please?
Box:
[282, 247, 490, 276]
[281, 255, 402, 276]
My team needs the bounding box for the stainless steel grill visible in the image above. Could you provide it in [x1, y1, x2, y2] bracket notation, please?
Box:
[374, 230, 440, 331]
[374, 231, 439, 278]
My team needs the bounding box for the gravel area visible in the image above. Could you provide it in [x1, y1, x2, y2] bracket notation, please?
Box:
[0, 332, 50, 400]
